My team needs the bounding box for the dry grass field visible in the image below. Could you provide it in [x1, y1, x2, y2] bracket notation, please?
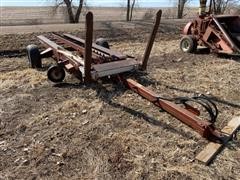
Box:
[0, 7, 130, 25]
[0, 7, 240, 180]
[0, 6, 197, 26]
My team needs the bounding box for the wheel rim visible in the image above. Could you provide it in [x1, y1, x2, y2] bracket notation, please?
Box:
[51, 68, 63, 80]
[48, 66, 65, 82]
[182, 39, 191, 52]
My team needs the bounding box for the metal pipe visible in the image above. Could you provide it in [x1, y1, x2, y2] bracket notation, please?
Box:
[141, 9, 162, 71]
[84, 11, 93, 83]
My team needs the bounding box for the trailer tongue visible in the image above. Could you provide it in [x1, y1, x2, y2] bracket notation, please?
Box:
[27, 10, 240, 165]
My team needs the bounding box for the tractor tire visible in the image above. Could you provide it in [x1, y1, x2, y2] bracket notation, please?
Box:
[26, 44, 42, 68]
[47, 65, 65, 83]
[95, 38, 110, 49]
[180, 36, 197, 53]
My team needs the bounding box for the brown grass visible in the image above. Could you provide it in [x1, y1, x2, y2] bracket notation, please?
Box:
[0, 32, 240, 179]
[0, 7, 197, 26]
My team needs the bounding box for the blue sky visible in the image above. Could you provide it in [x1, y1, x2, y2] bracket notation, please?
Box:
[1, 0, 199, 7]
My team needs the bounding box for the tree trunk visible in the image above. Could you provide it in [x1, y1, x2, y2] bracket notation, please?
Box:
[64, 0, 75, 23]
[199, 0, 207, 15]
[74, 0, 84, 23]
[126, 0, 130, 21]
[177, 0, 181, 18]
[177, 0, 186, 19]
[129, 0, 136, 21]
[214, 0, 229, 14]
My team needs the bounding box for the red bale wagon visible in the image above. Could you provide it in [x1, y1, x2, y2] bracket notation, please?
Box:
[27, 10, 240, 165]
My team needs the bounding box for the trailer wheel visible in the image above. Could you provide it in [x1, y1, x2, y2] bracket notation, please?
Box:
[180, 36, 197, 53]
[95, 38, 110, 49]
[26, 44, 42, 68]
[47, 65, 65, 83]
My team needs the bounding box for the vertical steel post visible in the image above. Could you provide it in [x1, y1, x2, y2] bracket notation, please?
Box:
[141, 10, 162, 71]
[84, 11, 93, 83]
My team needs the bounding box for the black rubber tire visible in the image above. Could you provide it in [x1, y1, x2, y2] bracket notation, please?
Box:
[95, 38, 110, 49]
[47, 65, 65, 83]
[26, 44, 42, 68]
[180, 36, 197, 53]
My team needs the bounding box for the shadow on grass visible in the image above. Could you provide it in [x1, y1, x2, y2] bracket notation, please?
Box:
[52, 79, 198, 140]
[163, 83, 240, 109]
[53, 72, 240, 143]
[217, 53, 240, 62]
[132, 74, 240, 109]
[92, 83, 200, 141]
[195, 47, 211, 54]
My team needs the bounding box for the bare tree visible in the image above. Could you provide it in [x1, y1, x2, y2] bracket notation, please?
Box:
[127, 0, 130, 21]
[130, 0, 136, 21]
[126, 0, 136, 21]
[53, 0, 85, 23]
[199, 0, 207, 15]
[177, 0, 190, 18]
[213, 0, 238, 14]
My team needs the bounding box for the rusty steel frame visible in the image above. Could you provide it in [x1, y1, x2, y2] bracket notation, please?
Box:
[84, 12, 93, 83]
[182, 13, 240, 54]
[123, 78, 224, 142]
[37, 35, 82, 75]
[63, 33, 127, 60]
[34, 10, 236, 161]
[37, 10, 162, 82]
[32, 9, 240, 165]
[142, 9, 162, 70]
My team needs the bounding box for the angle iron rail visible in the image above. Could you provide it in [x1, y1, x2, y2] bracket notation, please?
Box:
[38, 35, 82, 71]
[63, 33, 127, 60]
[51, 33, 100, 61]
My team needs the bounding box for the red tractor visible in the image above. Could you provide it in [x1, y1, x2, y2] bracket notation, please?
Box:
[180, 0, 240, 55]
